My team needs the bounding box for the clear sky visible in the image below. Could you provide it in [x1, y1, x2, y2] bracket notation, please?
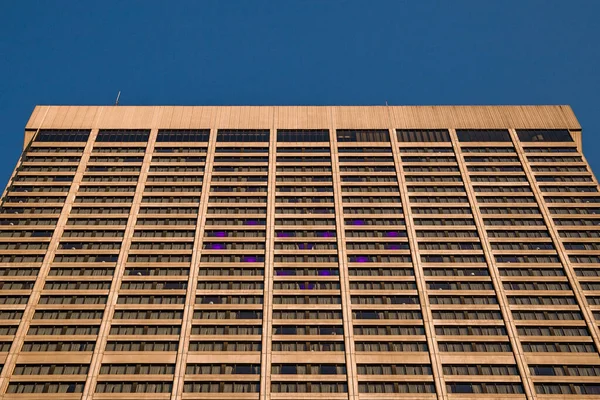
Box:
[1, 1, 599, 186]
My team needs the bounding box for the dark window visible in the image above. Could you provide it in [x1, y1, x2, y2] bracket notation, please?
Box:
[277, 129, 329, 142]
[217, 129, 270, 142]
[96, 129, 150, 142]
[157, 129, 210, 142]
[456, 129, 511, 142]
[532, 366, 556, 375]
[35, 129, 91, 142]
[397, 129, 450, 142]
[337, 130, 389, 142]
[517, 129, 573, 142]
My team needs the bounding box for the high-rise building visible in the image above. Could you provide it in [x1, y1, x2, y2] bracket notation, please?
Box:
[0, 105, 598, 399]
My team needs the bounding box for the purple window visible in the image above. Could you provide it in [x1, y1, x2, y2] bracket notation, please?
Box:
[299, 283, 315, 290]
[318, 231, 335, 238]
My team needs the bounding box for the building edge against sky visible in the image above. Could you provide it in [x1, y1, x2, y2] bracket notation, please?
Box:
[0, 105, 598, 399]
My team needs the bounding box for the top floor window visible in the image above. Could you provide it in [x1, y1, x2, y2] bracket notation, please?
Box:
[217, 129, 270, 142]
[517, 129, 573, 142]
[337, 130, 389, 142]
[397, 129, 450, 142]
[157, 129, 210, 142]
[96, 129, 150, 142]
[456, 129, 511, 142]
[34, 129, 91, 142]
[278, 129, 329, 142]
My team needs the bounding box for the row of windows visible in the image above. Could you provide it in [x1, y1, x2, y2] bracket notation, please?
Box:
[4, 380, 537, 395]
[31, 128, 572, 144]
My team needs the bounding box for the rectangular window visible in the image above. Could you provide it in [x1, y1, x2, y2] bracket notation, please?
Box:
[456, 129, 511, 142]
[397, 129, 450, 142]
[337, 129, 389, 142]
[277, 129, 329, 142]
[217, 129, 270, 142]
[157, 129, 210, 142]
[96, 129, 150, 142]
[35, 129, 91, 142]
[517, 129, 573, 142]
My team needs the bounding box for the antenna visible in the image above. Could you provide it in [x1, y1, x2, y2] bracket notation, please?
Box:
[115, 91, 121, 106]
[385, 100, 388, 106]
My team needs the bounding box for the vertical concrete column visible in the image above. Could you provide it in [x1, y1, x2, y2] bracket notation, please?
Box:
[259, 124, 276, 400]
[449, 129, 536, 400]
[170, 126, 219, 400]
[328, 110, 358, 400]
[0, 108, 103, 396]
[508, 129, 600, 351]
[82, 108, 163, 399]
[387, 125, 448, 400]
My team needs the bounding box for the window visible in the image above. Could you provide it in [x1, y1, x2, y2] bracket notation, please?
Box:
[271, 364, 346, 374]
[337, 129, 389, 142]
[7, 382, 85, 394]
[184, 381, 260, 393]
[186, 364, 260, 374]
[535, 383, 600, 395]
[217, 129, 270, 142]
[277, 129, 329, 142]
[358, 382, 435, 393]
[397, 129, 450, 142]
[34, 129, 91, 142]
[156, 129, 210, 142]
[447, 383, 524, 394]
[517, 129, 573, 142]
[13, 364, 90, 375]
[456, 129, 511, 142]
[100, 364, 175, 374]
[443, 364, 518, 375]
[96, 129, 150, 142]
[95, 382, 173, 393]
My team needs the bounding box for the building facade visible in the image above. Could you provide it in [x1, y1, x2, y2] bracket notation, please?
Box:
[0, 105, 598, 399]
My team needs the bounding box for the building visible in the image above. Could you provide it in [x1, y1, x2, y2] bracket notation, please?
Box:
[0, 105, 598, 399]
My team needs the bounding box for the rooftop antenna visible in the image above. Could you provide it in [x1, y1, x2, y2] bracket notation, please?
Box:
[385, 100, 388, 106]
[115, 91, 121, 106]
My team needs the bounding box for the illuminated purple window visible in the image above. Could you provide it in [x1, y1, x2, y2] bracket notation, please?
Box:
[243, 256, 257, 262]
[386, 244, 402, 250]
[214, 231, 227, 237]
[245, 219, 258, 226]
[210, 243, 225, 250]
[299, 283, 315, 290]
[298, 243, 314, 250]
[385, 231, 400, 237]
[318, 231, 335, 238]
[277, 231, 293, 238]
[276, 270, 293, 276]
[318, 269, 333, 276]
[351, 219, 365, 226]
[355, 256, 370, 263]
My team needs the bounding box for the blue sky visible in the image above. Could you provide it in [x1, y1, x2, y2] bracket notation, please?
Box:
[1, 1, 599, 186]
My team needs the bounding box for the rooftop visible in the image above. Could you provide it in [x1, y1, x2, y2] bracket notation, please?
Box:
[26, 105, 580, 130]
